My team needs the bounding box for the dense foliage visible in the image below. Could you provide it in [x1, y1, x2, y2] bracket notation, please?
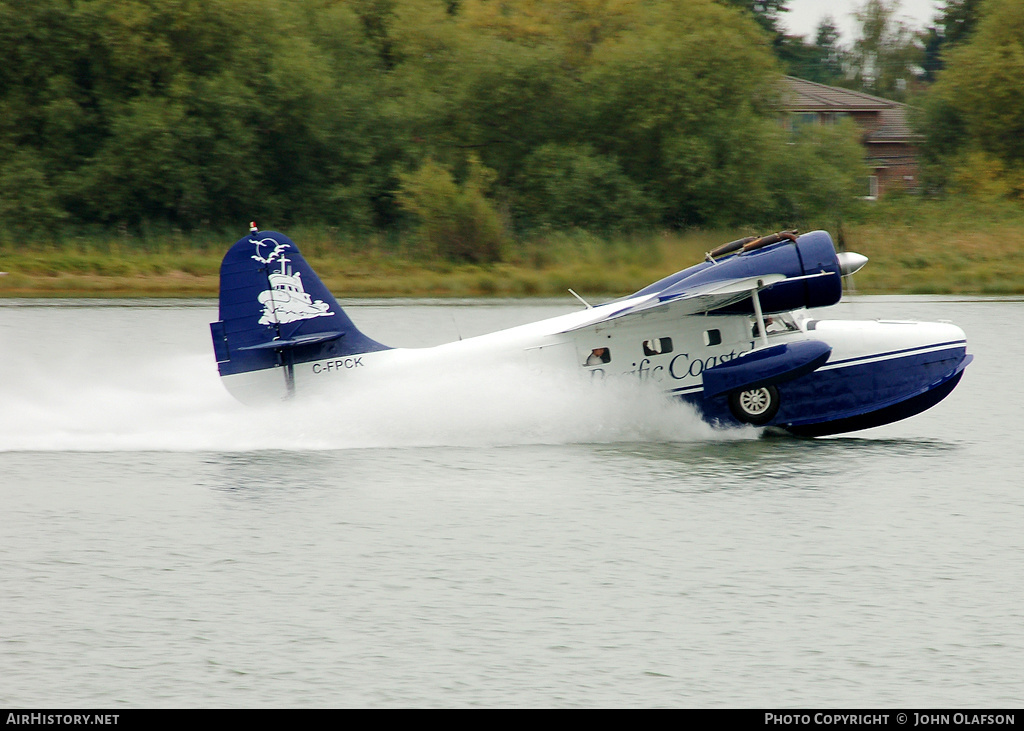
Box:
[0, 0, 871, 259]
[915, 0, 1024, 198]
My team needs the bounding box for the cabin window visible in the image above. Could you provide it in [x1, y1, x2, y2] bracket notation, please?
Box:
[703, 329, 722, 347]
[638, 337, 671, 358]
[585, 347, 611, 366]
[642, 337, 673, 356]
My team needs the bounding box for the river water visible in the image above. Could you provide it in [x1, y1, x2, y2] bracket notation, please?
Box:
[1, 296, 1021, 708]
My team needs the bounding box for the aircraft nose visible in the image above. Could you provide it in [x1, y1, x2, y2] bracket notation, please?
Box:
[914, 320, 968, 351]
[936, 321, 967, 343]
[837, 251, 868, 276]
[921, 322, 972, 376]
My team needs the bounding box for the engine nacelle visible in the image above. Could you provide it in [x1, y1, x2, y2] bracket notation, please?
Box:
[630, 230, 845, 314]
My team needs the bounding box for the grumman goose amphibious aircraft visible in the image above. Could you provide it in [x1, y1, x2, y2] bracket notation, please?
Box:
[211, 225, 972, 436]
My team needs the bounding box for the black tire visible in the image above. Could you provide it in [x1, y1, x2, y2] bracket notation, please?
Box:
[729, 385, 780, 425]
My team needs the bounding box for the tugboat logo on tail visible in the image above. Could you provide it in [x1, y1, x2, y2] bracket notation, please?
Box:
[251, 237, 334, 326]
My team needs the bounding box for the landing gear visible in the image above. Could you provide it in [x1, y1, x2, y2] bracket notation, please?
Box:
[729, 385, 780, 425]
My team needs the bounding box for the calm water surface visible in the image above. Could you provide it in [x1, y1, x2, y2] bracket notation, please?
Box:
[1, 296, 1021, 708]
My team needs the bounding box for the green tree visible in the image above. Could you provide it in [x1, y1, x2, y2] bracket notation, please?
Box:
[396, 156, 506, 262]
[0, 147, 65, 231]
[848, 0, 923, 100]
[0, 0, 94, 226]
[513, 143, 651, 230]
[459, 0, 642, 71]
[781, 17, 847, 84]
[0, 0, 394, 230]
[812, 18, 847, 84]
[582, 0, 783, 226]
[770, 119, 870, 223]
[920, 0, 1024, 197]
[713, 0, 788, 37]
[0, 0, 887, 238]
[921, 0, 984, 80]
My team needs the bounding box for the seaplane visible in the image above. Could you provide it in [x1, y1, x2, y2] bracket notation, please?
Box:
[210, 224, 972, 436]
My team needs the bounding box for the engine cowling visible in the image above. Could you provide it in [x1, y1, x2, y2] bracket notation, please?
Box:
[629, 230, 846, 314]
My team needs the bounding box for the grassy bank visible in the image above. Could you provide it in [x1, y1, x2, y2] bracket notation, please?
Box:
[3, 200, 1024, 298]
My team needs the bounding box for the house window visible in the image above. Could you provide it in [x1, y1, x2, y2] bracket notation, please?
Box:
[866, 175, 879, 199]
[703, 329, 722, 346]
[792, 112, 818, 130]
[643, 337, 673, 356]
[819, 112, 851, 125]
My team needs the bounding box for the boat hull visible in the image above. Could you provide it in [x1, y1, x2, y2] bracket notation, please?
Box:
[690, 334, 971, 436]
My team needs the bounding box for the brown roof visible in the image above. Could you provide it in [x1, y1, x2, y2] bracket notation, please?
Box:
[784, 76, 893, 112]
[783, 76, 916, 142]
[867, 105, 915, 142]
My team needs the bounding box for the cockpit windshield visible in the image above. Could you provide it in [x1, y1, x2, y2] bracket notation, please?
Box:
[753, 311, 803, 337]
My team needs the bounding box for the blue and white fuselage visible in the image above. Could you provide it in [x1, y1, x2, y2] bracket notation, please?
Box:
[211, 228, 971, 437]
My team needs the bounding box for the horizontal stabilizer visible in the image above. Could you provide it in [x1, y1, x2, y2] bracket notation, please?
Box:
[702, 340, 832, 399]
[238, 331, 345, 352]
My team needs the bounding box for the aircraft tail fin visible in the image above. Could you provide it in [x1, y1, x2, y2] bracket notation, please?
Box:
[210, 226, 390, 391]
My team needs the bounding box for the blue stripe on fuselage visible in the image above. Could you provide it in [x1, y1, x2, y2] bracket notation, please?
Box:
[819, 339, 967, 369]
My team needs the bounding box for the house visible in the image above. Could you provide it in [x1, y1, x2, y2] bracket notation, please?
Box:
[783, 76, 919, 199]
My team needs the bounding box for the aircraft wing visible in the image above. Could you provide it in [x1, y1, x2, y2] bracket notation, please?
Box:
[558, 273, 790, 334]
